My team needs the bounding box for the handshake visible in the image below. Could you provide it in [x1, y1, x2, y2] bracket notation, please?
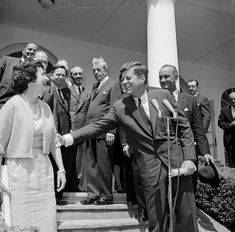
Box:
[56, 134, 66, 147]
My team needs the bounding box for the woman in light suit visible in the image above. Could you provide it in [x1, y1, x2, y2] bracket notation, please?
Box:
[0, 60, 66, 232]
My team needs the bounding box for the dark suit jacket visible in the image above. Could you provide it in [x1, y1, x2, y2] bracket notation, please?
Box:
[178, 93, 210, 156]
[86, 78, 122, 138]
[43, 83, 71, 135]
[195, 94, 211, 132]
[43, 82, 76, 193]
[218, 106, 235, 147]
[69, 85, 90, 130]
[0, 56, 21, 108]
[71, 89, 196, 179]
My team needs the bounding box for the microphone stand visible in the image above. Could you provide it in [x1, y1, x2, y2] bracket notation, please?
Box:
[166, 117, 173, 232]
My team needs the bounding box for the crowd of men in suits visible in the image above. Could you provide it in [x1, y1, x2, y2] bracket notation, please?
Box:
[1, 42, 234, 232]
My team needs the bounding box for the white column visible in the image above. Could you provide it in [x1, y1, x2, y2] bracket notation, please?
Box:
[147, 0, 179, 89]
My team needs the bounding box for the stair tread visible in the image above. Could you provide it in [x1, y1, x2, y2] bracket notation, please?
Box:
[63, 192, 126, 197]
[57, 202, 138, 210]
[58, 218, 148, 229]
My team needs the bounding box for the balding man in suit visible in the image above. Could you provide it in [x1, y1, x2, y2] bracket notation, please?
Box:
[159, 64, 214, 193]
[0, 42, 38, 108]
[218, 92, 235, 167]
[69, 66, 90, 191]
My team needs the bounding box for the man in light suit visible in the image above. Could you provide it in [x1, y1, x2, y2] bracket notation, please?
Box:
[60, 62, 198, 232]
[0, 42, 38, 108]
[79, 57, 122, 205]
[69, 66, 90, 191]
[187, 79, 211, 132]
[159, 64, 214, 193]
[218, 92, 235, 167]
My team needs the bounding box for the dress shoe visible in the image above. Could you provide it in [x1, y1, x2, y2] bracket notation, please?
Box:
[80, 197, 98, 205]
[127, 200, 138, 206]
[137, 209, 148, 222]
[56, 199, 68, 205]
[77, 186, 86, 192]
[94, 197, 113, 205]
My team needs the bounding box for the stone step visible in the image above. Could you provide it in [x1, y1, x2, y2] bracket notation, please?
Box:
[63, 192, 127, 204]
[57, 202, 138, 220]
[59, 193, 231, 232]
[57, 218, 149, 232]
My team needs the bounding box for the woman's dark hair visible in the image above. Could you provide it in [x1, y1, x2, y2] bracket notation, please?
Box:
[12, 60, 43, 93]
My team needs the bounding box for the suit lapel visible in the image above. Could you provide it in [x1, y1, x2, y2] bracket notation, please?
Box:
[228, 106, 234, 121]
[70, 85, 81, 102]
[148, 94, 158, 137]
[77, 88, 88, 110]
[92, 79, 110, 100]
[126, 96, 153, 136]
[178, 93, 187, 110]
[57, 88, 70, 112]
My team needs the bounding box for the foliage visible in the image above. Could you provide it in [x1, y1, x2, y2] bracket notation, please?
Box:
[0, 213, 40, 232]
[196, 158, 235, 232]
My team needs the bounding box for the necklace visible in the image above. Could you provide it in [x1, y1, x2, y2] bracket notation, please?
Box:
[21, 94, 41, 120]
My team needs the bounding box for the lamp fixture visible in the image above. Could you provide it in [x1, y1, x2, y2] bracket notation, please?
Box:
[38, 0, 55, 9]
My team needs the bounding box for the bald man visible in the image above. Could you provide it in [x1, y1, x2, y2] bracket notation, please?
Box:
[218, 92, 235, 167]
[0, 43, 38, 108]
[69, 66, 90, 191]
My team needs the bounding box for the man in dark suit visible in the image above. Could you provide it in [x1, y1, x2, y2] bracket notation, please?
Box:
[43, 64, 75, 205]
[187, 79, 211, 132]
[78, 57, 122, 205]
[0, 42, 38, 108]
[69, 66, 90, 191]
[218, 92, 235, 167]
[60, 62, 198, 232]
[159, 64, 214, 193]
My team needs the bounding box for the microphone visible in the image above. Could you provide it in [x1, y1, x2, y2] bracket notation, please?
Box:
[151, 98, 163, 118]
[162, 99, 177, 119]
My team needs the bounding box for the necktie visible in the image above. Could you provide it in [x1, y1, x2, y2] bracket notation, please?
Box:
[93, 82, 100, 96]
[138, 98, 152, 131]
[58, 89, 64, 101]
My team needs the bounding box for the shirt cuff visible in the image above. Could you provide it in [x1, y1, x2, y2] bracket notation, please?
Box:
[63, 134, 74, 147]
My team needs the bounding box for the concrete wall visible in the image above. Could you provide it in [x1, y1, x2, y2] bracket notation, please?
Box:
[0, 23, 232, 162]
[0, 23, 147, 90]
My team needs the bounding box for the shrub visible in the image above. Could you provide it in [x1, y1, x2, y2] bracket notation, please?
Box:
[196, 158, 235, 231]
[0, 213, 40, 232]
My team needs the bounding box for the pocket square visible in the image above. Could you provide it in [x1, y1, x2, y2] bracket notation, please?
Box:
[183, 107, 189, 112]
[102, 91, 107, 95]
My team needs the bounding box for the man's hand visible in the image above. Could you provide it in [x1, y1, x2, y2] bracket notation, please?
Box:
[122, 144, 131, 158]
[106, 133, 115, 145]
[0, 182, 9, 195]
[230, 120, 235, 127]
[181, 160, 197, 175]
[204, 154, 214, 164]
[57, 172, 66, 192]
[57, 133, 65, 146]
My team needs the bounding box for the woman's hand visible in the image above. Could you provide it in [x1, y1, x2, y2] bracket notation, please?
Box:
[0, 182, 10, 194]
[57, 171, 66, 192]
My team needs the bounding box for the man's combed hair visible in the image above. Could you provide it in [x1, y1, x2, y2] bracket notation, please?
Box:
[187, 79, 199, 86]
[52, 64, 68, 76]
[92, 57, 108, 70]
[119, 61, 148, 84]
[12, 60, 43, 94]
[160, 64, 178, 79]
